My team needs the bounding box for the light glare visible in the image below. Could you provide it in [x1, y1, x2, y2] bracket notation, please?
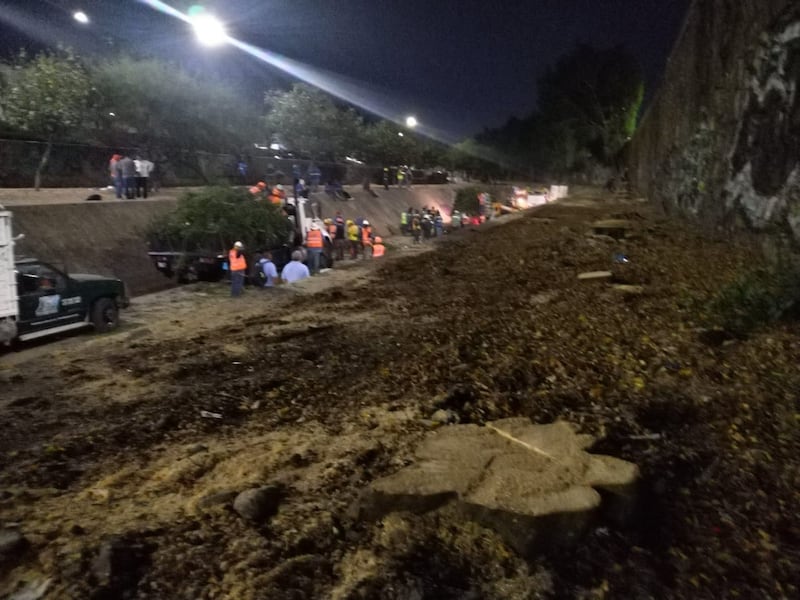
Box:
[405, 116, 418, 128]
[73, 11, 89, 24]
[192, 13, 227, 46]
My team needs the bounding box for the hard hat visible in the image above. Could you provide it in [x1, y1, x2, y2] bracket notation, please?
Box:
[310, 222, 320, 230]
[375, 236, 383, 244]
[324, 218, 332, 224]
[234, 241, 244, 248]
[276, 184, 284, 191]
[363, 220, 369, 225]
[257, 181, 266, 189]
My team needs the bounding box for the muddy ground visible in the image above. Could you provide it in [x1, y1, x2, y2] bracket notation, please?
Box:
[1, 192, 798, 599]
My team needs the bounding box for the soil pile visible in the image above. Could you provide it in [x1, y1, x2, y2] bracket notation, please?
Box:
[1, 193, 799, 598]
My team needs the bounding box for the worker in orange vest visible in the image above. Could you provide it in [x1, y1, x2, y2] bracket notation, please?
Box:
[306, 221, 324, 274]
[361, 220, 373, 259]
[324, 218, 337, 238]
[249, 181, 267, 198]
[269, 184, 285, 206]
[228, 241, 247, 297]
[372, 236, 385, 258]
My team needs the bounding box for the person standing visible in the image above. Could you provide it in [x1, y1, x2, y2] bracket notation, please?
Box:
[361, 220, 373, 259]
[257, 251, 278, 288]
[109, 154, 122, 198]
[306, 221, 324, 275]
[134, 155, 154, 199]
[281, 250, 310, 283]
[228, 241, 247, 297]
[116, 155, 137, 200]
[334, 212, 346, 261]
[382, 167, 390, 190]
[347, 219, 360, 259]
[411, 216, 421, 243]
[397, 167, 405, 188]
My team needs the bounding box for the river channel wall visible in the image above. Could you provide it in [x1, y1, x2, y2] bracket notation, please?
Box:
[7, 185, 498, 296]
[628, 0, 799, 243]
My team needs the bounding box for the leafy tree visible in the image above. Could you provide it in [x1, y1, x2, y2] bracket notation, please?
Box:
[536, 44, 644, 165]
[0, 49, 91, 189]
[362, 120, 419, 165]
[90, 57, 262, 180]
[145, 186, 292, 254]
[263, 83, 364, 160]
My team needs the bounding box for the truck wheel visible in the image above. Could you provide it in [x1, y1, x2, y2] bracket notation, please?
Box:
[92, 297, 119, 333]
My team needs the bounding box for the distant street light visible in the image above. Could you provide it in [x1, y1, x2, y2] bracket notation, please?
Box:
[191, 13, 227, 46]
[405, 116, 418, 128]
[73, 11, 89, 24]
[397, 132, 404, 137]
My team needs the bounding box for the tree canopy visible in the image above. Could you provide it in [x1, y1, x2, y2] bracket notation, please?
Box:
[263, 84, 365, 161]
[0, 49, 91, 188]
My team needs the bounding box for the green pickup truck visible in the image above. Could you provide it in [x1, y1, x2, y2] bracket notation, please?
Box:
[1, 258, 130, 344]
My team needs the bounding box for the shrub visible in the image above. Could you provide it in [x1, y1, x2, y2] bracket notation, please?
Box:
[453, 187, 482, 215]
[708, 259, 800, 337]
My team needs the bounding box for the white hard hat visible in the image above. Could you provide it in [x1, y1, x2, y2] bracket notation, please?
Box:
[363, 220, 369, 225]
[310, 222, 320, 230]
[277, 184, 284, 190]
[234, 241, 244, 248]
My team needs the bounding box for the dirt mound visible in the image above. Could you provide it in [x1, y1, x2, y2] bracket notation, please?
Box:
[1, 195, 799, 598]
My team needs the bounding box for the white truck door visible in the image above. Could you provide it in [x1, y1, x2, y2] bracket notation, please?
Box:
[0, 211, 19, 321]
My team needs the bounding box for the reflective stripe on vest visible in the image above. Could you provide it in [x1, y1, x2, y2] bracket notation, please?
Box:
[306, 229, 324, 248]
[229, 249, 246, 271]
[372, 244, 385, 257]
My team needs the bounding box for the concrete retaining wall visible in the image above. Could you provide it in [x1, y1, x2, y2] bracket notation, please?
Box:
[629, 0, 799, 241]
[7, 185, 506, 296]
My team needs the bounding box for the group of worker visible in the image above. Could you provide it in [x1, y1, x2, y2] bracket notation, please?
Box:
[400, 207, 444, 243]
[226, 212, 386, 297]
[249, 182, 287, 205]
[323, 212, 386, 260]
[227, 240, 313, 297]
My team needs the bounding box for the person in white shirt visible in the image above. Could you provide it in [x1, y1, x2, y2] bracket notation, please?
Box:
[280, 250, 310, 283]
[134, 156, 155, 199]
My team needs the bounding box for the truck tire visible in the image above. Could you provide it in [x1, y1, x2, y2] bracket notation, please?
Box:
[91, 297, 119, 333]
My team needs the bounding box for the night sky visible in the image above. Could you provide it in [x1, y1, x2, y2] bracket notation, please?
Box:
[0, 0, 690, 139]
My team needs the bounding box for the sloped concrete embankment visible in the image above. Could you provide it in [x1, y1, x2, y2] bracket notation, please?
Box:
[6, 185, 487, 296]
[307, 185, 461, 235]
[11, 200, 177, 296]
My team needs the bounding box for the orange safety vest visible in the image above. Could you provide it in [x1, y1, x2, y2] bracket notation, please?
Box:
[372, 243, 385, 258]
[361, 227, 372, 245]
[306, 229, 324, 248]
[229, 248, 246, 271]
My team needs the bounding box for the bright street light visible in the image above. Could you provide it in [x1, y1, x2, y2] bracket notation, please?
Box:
[191, 13, 227, 46]
[73, 11, 89, 24]
[397, 132, 404, 137]
[405, 116, 418, 128]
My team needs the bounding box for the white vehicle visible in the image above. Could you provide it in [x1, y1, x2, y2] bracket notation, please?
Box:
[0, 210, 18, 343]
